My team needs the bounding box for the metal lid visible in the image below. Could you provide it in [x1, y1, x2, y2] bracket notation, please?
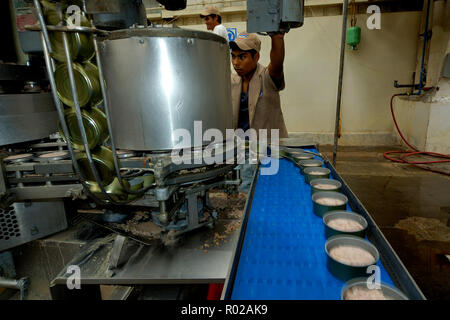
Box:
[37, 151, 70, 162]
[45, 7, 95, 62]
[98, 27, 228, 44]
[89, 177, 131, 203]
[54, 62, 102, 108]
[59, 107, 108, 151]
[41, 0, 67, 25]
[3, 153, 34, 163]
[76, 146, 115, 186]
[116, 150, 136, 159]
[75, 32, 96, 62]
[49, 32, 79, 62]
[83, 62, 103, 106]
[55, 63, 92, 107]
[74, 14, 96, 62]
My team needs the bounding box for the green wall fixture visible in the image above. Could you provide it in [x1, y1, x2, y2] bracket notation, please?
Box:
[347, 26, 361, 50]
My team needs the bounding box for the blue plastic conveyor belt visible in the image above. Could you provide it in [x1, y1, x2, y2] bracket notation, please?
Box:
[230, 150, 394, 300]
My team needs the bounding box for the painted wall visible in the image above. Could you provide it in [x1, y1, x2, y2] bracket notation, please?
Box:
[395, 77, 450, 155]
[424, 1, 450, 154]
[393, 97, 431, 150]
[390, 1, 450, 154]
[183, 12, 422, 145]
[427, 79, 450, 154]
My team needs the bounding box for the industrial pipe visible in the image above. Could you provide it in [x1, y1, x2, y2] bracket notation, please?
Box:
[0, 277, 29, 300]
[33, 0, 52, 53]
[417, 0, 432, 95]
[332, 0, 349, 166]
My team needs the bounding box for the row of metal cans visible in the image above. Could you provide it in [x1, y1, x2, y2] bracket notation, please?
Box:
[284, 148, 409, 300]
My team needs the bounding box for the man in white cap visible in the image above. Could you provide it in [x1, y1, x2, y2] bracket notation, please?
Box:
[229, 32, 288, 138]
[200, 6, 228, 42]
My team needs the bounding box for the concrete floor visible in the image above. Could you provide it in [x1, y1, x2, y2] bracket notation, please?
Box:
[320, 145, 450, 300]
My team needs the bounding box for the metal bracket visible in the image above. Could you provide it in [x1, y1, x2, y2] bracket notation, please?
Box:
[155, 186, 171, 201]
[394, 80, 421, 89]
[186, 193, 199, 229]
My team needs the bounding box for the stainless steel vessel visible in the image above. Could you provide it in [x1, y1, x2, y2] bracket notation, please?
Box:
[97, 28, 233, 151]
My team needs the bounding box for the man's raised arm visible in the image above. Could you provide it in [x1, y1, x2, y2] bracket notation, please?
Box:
[268, 32, 285, 88]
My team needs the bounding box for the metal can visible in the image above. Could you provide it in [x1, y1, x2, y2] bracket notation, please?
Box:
[76, 146, 115, 187]
[54, 61, 102, 108]
[323, 211, 368, 239]
[310, 178, 342, 195]
[341, 278, 409, 300]
[45, 6, 95, 63]
[325, 235, 380, 282]
[311, 191, 348, 217]
[298, 159, 323, 175]
[304, 167, 331, 184]
[58, 107, 109, 150]
[41, 0, 66, 25]
[89, 177, 130, 203]
[49, 32, 79, 62]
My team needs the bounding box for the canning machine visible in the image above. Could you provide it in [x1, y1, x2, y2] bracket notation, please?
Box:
[0, 0, 308, 299]
[0, 0, 242, 254]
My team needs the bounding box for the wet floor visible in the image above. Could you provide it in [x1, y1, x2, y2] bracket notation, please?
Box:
[320, 145, 450, 300]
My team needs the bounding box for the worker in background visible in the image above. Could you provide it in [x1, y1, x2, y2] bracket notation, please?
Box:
[229, 32, 288, 138]
[200, 6, 229, 42]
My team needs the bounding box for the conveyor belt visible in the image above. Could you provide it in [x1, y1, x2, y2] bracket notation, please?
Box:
[225, 148, 424, 300]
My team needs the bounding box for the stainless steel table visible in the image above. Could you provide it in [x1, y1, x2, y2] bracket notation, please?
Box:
[49, 209, 244, 299]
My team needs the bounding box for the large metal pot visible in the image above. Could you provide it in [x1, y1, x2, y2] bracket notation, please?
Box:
[97, 28, 233, 151]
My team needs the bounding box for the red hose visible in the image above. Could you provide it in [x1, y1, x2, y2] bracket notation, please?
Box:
[384, 92, 450, 176]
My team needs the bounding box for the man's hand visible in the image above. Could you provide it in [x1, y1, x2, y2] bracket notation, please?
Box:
[268, 32, 285, 89]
